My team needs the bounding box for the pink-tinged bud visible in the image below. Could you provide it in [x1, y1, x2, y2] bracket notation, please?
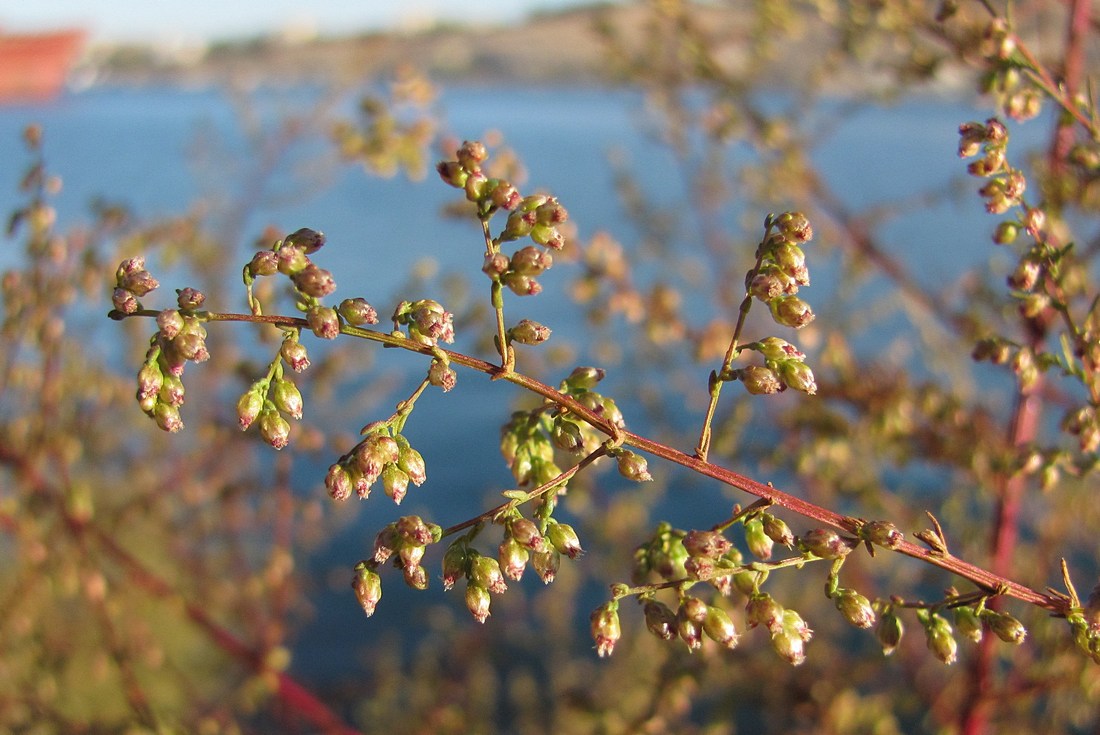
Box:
[397, 444, 427, 486]
[756, 336, 805, 361]
[372, 524, 399, 564]
[259, 408, 291, 449]
[531, 549, 560, 584]
[394, 514, 434, 546]
[136, 362, 163, 402]
[112, 287, 139, 314]
[783, 608, 813, 642]
[356, 434, 400, 481]
[293, 264, 336, 298]
[470, 553, 507, 594]
[436, 160, 468, 188]
[501, 272, 542, 297]
[980, 609, 1027, 644]
[772, 241, 806, 275]
[748, 270, 785, 302]
[117, 266, 159, 296]
[501, 210, 535, 241]
[776, 360, 817, 395]
[338, 297, 378, 326]
[529, 224, 561, 248]
[398, 543, 425, 571]
[280, 340, 310, 372]
[617, 451, 653, 482]
[590, 601, 621, 657]
[509, 518, 545, 552]
[545, 521, 583, 559]
[428, 358, 457, 392]
[509, 319, 551, 346]
[465, 583, 492, 623]
[176, 287, 205, 309]
[877, 610, 904, 655]
[326, 463, 352, 501]
[464, 170, 488, 201]
[456, 140, 487, 170]
[276, 245, 309, 276]
[382, 463, 410, 504]
[510, 245, 553, 276]
[156, 309, 185, 339]
[284, 227, 326, 254]
[158, 373, 185, 407]
[172, 332, 209, 363]
[482, 252, 511, 278]
[684, 555, 715, 580]
[489, 180, 522, 210]
[773, 212, 813, 243]
[771, 628, 806, 665]
[535, 198, 568, 225]
[352, 563, 382, 617]
[249, 250, 279, 277]
[271, 378, 303, 420]
[441, 543, 468, 591]
[306, 306, 340, 340]
[747, 593, 785, 634]
[403, 565, 429, 590]
[683, 530, 732, 559]
[703, 605, 740, 649]
[769, 295, 815, 329]
[738, 365, 783, 395]
[643, 600, 677, 640]
[1008, 258, 1041, 291]
[861, 520, 903, 549]
[153, 402, 184, 433]
[237, 389, 264, 430]
[834, 589, 876, 629]
[799, 528, 854, 559]
[744, 517, 774, 560]
[499, 536, 529, 581]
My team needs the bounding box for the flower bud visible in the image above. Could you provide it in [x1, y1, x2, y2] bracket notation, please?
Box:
[352, 563, 381, 617]
[403, 564, 429, 590]
[993, 221, 1019, 245]
[776, 360, 817, 395]
[738, 365, 784, 395]
[381, 463, 410, 504]
[276, 245, 309, 276]
[284, 227, 326, 254]
[770, 627, 806, 665]
[877, 609, 904, 655]
[980, 609, 1027, 644]
[172, 332, 209, 363]
[441, 543, 468, 591]
[464, 170, 488, 201]
[482, 251, 511, 277]
[510, 245, 553, 276]
[136, 361, 164, 402]
[954, 606, 983, 643]
[531, 548, 560, 584]
[397, 443, 427, 486]
[744, 517, 774, 561]
[306, 306, 340, 340]
[773, 212, 813, 243]
[861, 520, 904, 549]
[799, 528, 854, 559]
[546, 521, 584, 559]
[509, 517, 545, 552]
[499, 536, 529, 581]
[280, 340, 310, 372]
[508, 319, 552, 345]
[746, 593, 785, 634]
[176, 287, 205, 309]
[590, 601, 621, 657]
[470, 553, 507, 594]
[249, 250, 279, 277]
[617, 451, 653, 482]
[338, 297, 378, 326]
[112, 287, 139, 314]
[456, 140, 487, 170]
[703, 605, 740, 648]
[834, 588, 876, 629]
[643, 600, 678, 640]
[153, 402, 183, 433]
[683, 530, 732, 559]
[769, 295, 815, 329]
[530, 224, 564, 249]
[237, 389, 264, 430]
[761, 514, 795, 548]
[325, 463, 352, 501]
[924, 613, 958, 664]
[564, 366, 606, 391]
[465, 583, 492, 623]
[489, 180, 522, 210]
[158, 373, 185, 407]
[156, 309, 185, 340]
[436, 160, 468, 188]
[271, 378, 303, 420]
[117, 264, 159, 296]
[259, 408, 291, 449]
[677, 615, 703, 651]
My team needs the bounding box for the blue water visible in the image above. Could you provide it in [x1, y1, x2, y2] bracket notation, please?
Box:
[0, 83, 1056, 685]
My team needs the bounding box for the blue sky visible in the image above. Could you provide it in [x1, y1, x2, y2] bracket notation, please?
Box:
[0, 1, 596, 43]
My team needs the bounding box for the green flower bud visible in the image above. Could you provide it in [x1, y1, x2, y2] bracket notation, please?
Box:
[993, 220, 1019, 245]
[441, 542, 468, 591]
[744, 517, 774, 561]
[877, 609, 904, 656]
[501, 271, 541, 296]
[703, 605, 740, 649]
[402, 564, 428, 590]
[159, 373, 185, 407]
[761, 514, 795, 548]
[398, 543, 425, 571]
[980, 609, 1027, 644]
[372, 524, 399, 564]
[258, 407, 290, 449]
[136, 361, 164, 402]
[775, 359, 817, 395]
[381, 463, 410, 504]
[338, 297, 378, 326]
[276, 245, 309, 276]
[172, 332, 209, 363]
[546, 521, 584, 559]
[465, 583, 492, 623]
[590, 601, 621, 657]
[770, 627, 806, 665]
[551, 419, 585, 452]
[773, 211, 813, 243]
[271, 378, 303, 420]
[861, 520, 904, 549]
[922, 611, 957, 664]
[470, 553, 507, 593]
[464, 170, 488, 202]
[489, 180, 522, 210]
[482, 251, 511, 277]
[746, 593, 785, 634]
[756, 336, 804, 361]
[782, 608, 813, 642]
[508, 319, 552, 345]
[436, 160, 468, 188]
[237, 388, 264, 430]
[617, 451, 653, 482]
[456, 140, 487, 170]
[834, 588, 876, 629]
[352, 563, 381, 617]
[954, 606, 983, 643]
[428, 358, 457, 392]
[564, 366, 605, 391]
[499, 535, 529, 581]
[510, 245, 553, 276]
[397, 443, 427, 487]
[738, 365, 783, 395]
[799, 528, 854, 559]
[153, 401, 184, 433]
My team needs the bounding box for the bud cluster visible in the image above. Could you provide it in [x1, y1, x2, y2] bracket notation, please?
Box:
[497, 515, 583, 584]
[325, 431, 426, 503]
[746, 592, 813, 665]
[798, 528, 856, 560]
[441, 545, 509, 624]
[371, 515, 442, 591]
[958, 118, 1027, 215]
[917, 609, 958, 665]
[746, 212, 815, 330]
[236, 369, 305, 450]
[500, 410, 563, 488]
[670, 595, 740, 651]
[632, 523, 690, 583]
[112, 256, 159, 315]
[734, 336, 817, 396]
[392, 298, 455, 347]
